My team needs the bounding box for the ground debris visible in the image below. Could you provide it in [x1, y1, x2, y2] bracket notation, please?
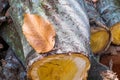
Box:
[101, 70, 118, 80]
[0, 0, 10, 26]
[0, 44, 3, 49]
[0, 47, 26, 80]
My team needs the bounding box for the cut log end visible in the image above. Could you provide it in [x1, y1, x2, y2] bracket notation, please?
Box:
[111, 22, 120, 45]
[27, 53, 90, 80]
[90, 27, 111, 54]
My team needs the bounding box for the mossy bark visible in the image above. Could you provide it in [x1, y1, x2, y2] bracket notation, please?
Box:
[8, 0, 91, 64]
[0, 22, 25, 64]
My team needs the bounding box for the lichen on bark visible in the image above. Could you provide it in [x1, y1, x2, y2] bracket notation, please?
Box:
[0, 23, 25, 64]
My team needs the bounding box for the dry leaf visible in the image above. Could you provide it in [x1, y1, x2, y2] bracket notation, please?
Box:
[22, 13, 56, 53]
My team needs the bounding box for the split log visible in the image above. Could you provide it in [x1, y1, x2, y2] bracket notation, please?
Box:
[0, 0, 113, 79]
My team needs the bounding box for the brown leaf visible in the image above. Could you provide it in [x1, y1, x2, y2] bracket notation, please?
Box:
[22, 13, 56, 53]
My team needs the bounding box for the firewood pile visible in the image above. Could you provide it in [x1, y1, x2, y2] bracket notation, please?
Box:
[0, 0, 120, 80]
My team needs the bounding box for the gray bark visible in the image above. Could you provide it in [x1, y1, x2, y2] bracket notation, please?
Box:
[97, 0, 120, 26]
[8, 0, 90, 64]
[0, 23, 25, 64]
[83, 0, 105, 25]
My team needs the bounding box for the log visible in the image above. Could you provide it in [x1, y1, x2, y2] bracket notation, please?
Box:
[1, 0, 112, 79]
[97, 0, 120, 45]
[8, 0, 90, 65]
[83, 1, 112, 54]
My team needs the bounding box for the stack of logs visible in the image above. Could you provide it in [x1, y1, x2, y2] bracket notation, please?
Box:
[0, 0, 120, 80]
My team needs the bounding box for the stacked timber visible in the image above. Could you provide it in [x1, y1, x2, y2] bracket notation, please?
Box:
[0, 0, 117, 80]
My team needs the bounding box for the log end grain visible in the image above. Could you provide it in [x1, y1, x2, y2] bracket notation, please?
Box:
[27, 53, 90, 80]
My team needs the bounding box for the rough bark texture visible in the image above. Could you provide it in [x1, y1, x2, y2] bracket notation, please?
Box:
[0, 48, 26, 80]
[0, 23, 25, 64]
[83, 0, 105, 25]
[97, 0, 120, 26]
[0, 0, 111, 79]
[8, 0, 90, 64]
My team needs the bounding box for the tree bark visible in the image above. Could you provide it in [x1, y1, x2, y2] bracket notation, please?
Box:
[97, 0, 120, 26]
[0, 0, 111, 79]
[83, 0, 105, 25]
[0, 23, 25, 64]
[8, 0, 90, 65]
